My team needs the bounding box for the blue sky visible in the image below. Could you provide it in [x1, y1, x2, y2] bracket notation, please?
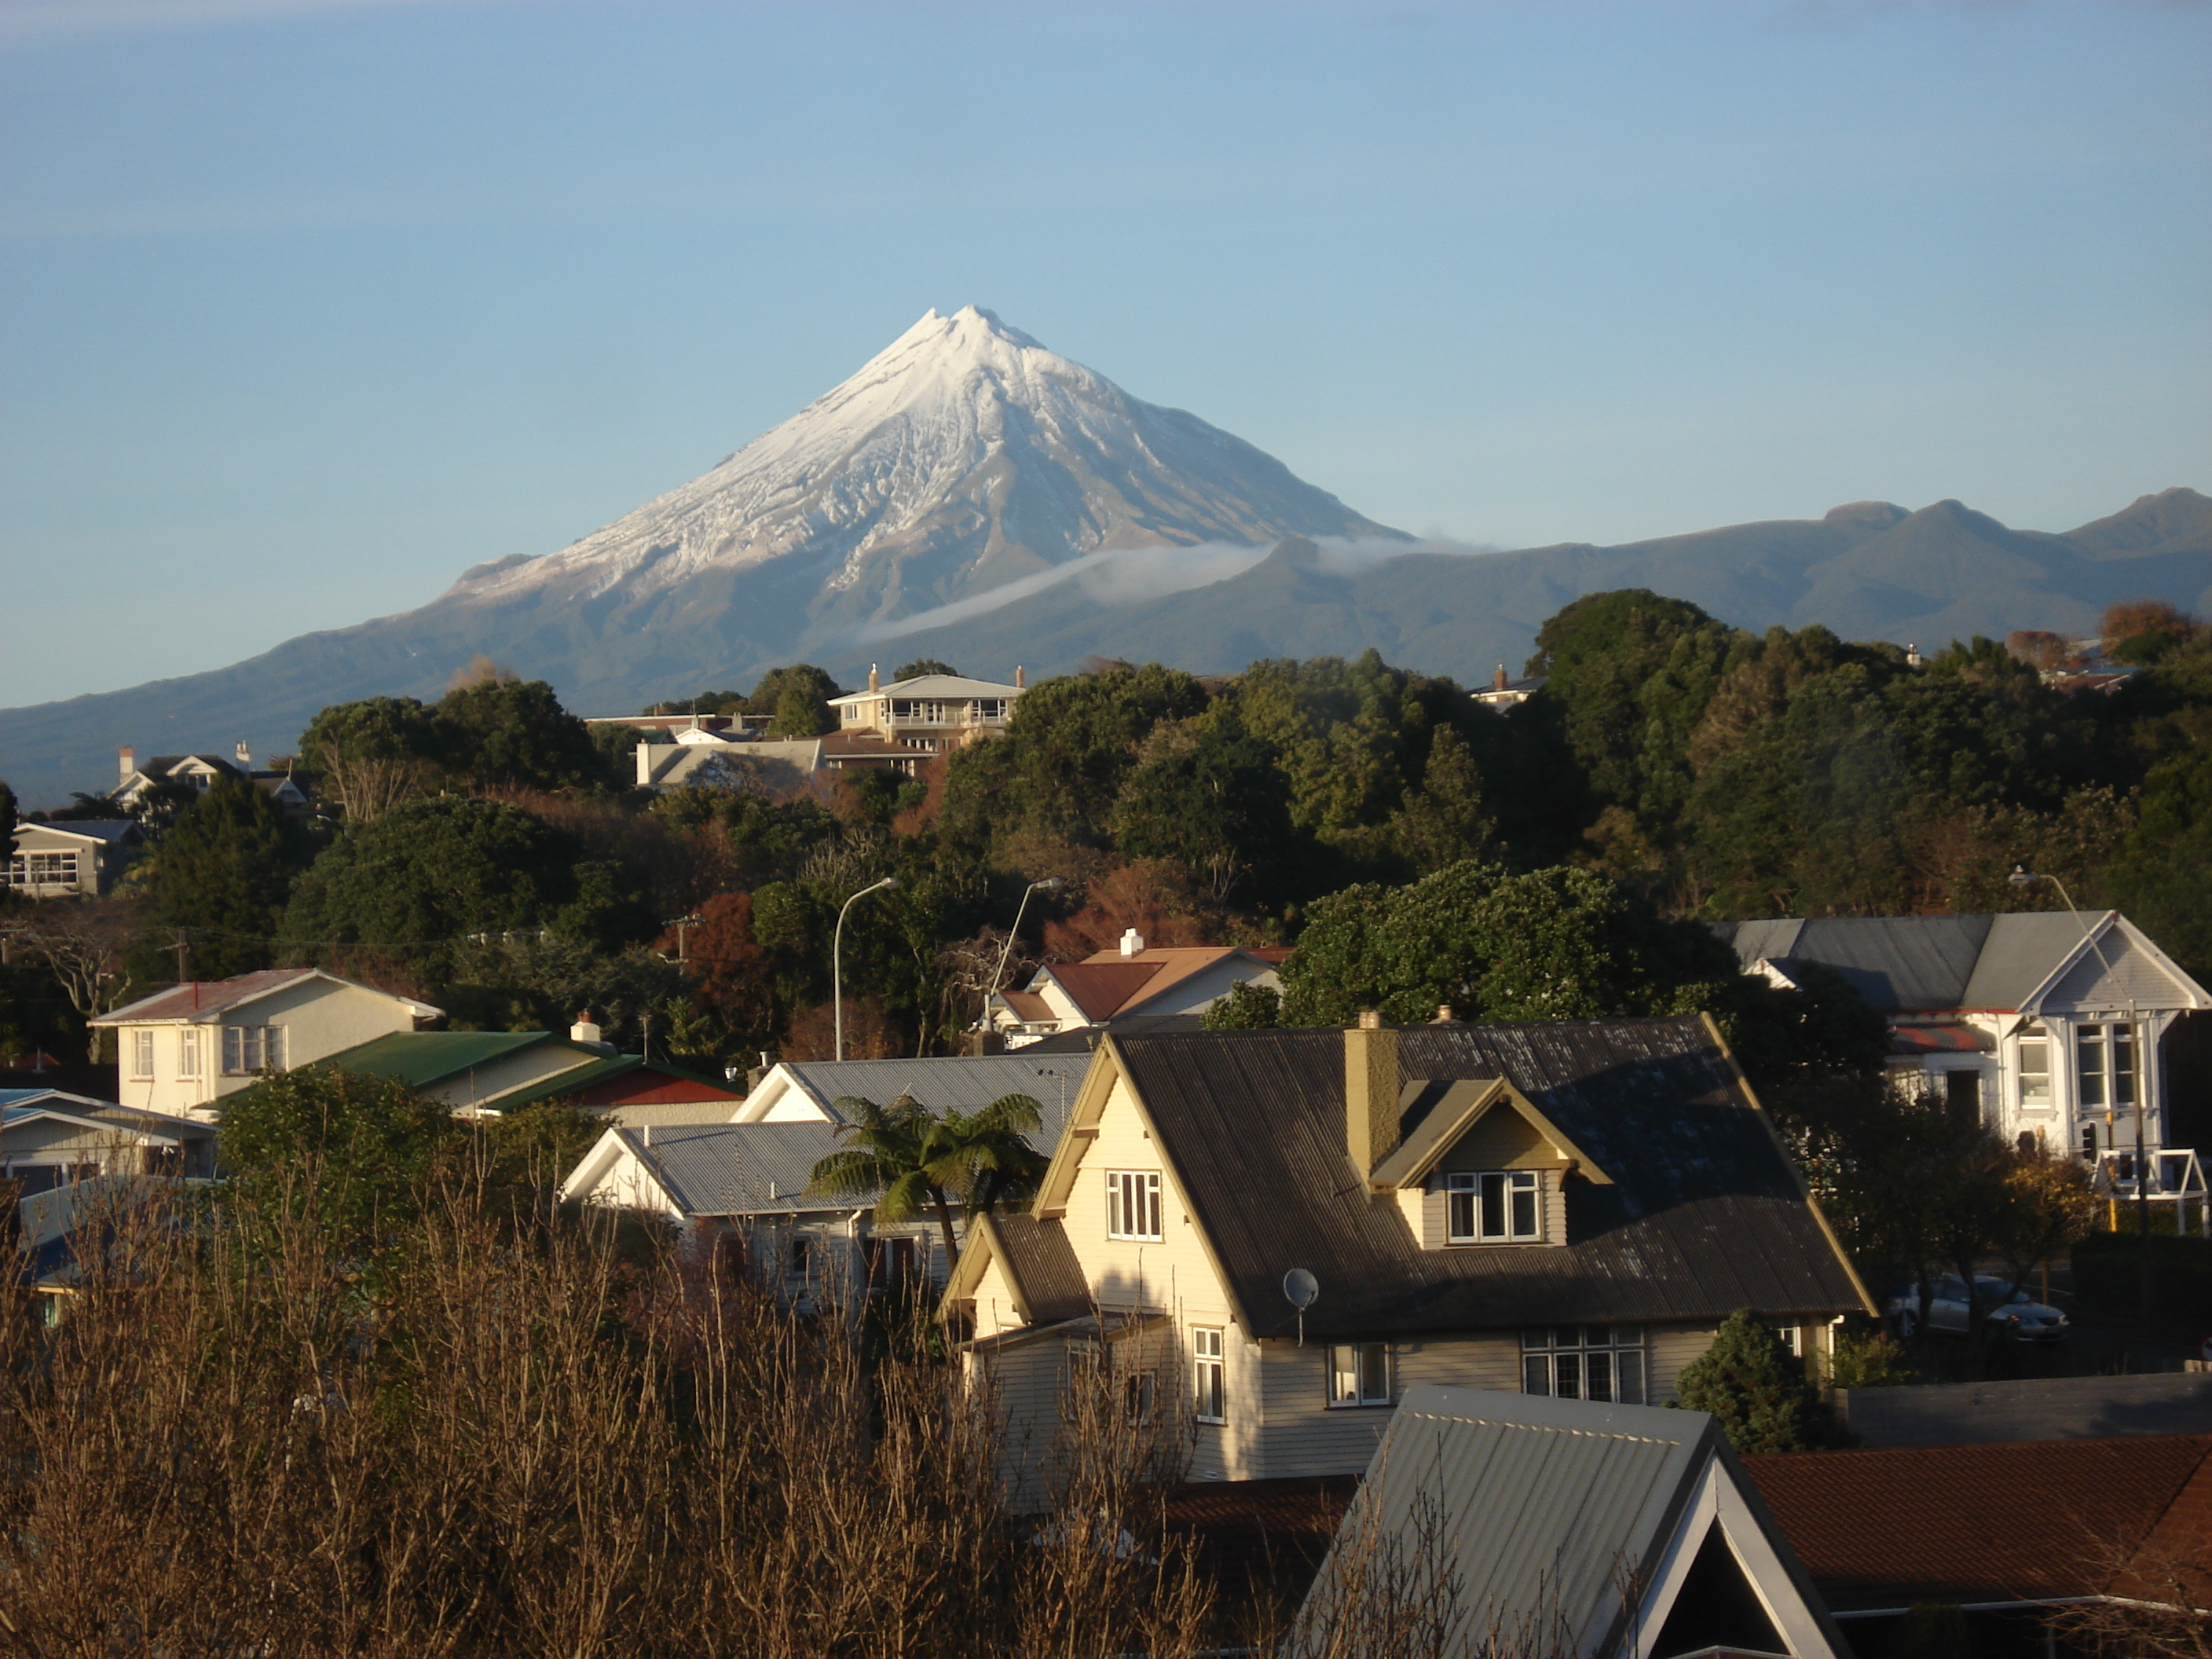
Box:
[2, 0, 2207, 708]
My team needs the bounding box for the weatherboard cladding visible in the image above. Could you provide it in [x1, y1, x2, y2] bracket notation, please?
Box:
[1111, 1020, 1861, 1340]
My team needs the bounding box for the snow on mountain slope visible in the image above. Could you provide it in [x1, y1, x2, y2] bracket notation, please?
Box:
[445, 305, 1404, 632]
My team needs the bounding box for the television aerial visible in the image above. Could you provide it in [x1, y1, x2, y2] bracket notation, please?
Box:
[1283, 1268, 1320, 1347]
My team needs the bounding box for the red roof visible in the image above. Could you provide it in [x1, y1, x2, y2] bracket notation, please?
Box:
[95, 969, 328, 1024]
[1042, 946, 1282, 1023]
[1743, 1435, 2212, 1610]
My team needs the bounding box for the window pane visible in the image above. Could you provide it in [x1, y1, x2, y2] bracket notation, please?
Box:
[1524, 1354, 1551, 1394]
[1511, 1177, 1539, 1238]
[1448, 1188, 1475, 1241]
[1330, 1347, 1357, 1403]
[1617, 1350, 1646, 1404]
[1584, 1326, 1613, 1349]
[1586, 1350, 1613, 1403]
[1479, 1173, 1507, 1238]
[1555, 1326, 1581, 1350]
[1361, 1346, 1389, 1404]
[2114, 1029, 2137, 1105]
[1521, 1328, 1547, 1351]
[1555, 1352, 1581, 1400]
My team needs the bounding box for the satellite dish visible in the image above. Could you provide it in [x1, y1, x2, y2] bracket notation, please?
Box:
[1283, 1268, 1319, 1348]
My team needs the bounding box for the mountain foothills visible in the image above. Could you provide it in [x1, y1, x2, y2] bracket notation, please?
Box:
[0, 303, 2204, 808]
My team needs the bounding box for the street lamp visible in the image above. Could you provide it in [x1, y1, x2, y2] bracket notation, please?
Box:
[989, 877, 1065, 1001]
[833, 877, 898, 1063]
[2008, 864, 2151, 1276]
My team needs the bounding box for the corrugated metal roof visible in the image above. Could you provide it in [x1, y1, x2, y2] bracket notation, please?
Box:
[1960, 913, 2105, 1009]
[1306, 1388, 1752, 1659]
[96, 969, 322, 1025]
[317, 1030, 558, 1086]
[1743, 1435, 2212, 1610]
[1113, 1021, 1865, 1339]
[782, 1055, 1079, 1152]
[1038, 961, 1163, 1021]
[990, 1213, 1090, 1323]
[617, 1120, 852, 1216]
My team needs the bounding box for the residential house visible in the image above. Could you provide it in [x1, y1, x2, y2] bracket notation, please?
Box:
[2, 1089, 218, 1188]
[1712, 914, 2212, 1182]
[313, 1015, 745, 1118]
[93, 970, 442, 1121]
[113, 745, 311, 815]
[824, 665, 1025, 775]
[1745, 1434, 2212, 1659]
[1299, 1387, 1846, 1659]
[1471, 665, 1545, 709]
[983, 932, 1291, 1049]
[562, 1053, 1081, 1305]
[941, 1017, 1871, 1492]
[5, 819, 141, 897]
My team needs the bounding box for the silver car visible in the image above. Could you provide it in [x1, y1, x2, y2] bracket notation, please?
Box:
[1887, 1274, 2069, 1342]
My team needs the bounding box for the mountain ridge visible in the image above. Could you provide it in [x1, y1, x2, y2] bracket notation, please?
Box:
[0, 296, 2203, 808]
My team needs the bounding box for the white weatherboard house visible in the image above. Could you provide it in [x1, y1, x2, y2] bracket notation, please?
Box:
[2, 1090, 218, 1188]
[92, 970, 441, 1120]
[1713, 914, 2212, 1193]
[561, 1055, 1079, 1306]
[830, 665, 1024, 759]
[941, 1018, 1870, 1496]
[1300, 1387, 1845, 1659]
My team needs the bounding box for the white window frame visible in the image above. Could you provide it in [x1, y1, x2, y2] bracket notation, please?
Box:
[129, 1029, 156, 1081]
[1445, 1169, 1541, 1243]
[1192, 1327, 1226, 1425]
[1521, 1326, 1646, 1404]
[222, 1024, 284, 1076]
[1327, 1342, 1391, 1408]
[2075, 1022, 2137, 1114]
[1105, 1170, 1163, 1241]
[178, 1028, 203, 1081]
[1122, 1369, 1158, 1426]
[2016, 1023, 2051, 1111]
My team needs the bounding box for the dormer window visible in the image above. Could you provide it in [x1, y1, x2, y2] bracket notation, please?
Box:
[1446, 1170, 1540, 1243]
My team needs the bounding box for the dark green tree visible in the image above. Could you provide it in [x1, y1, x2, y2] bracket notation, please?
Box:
[893, 659, 960, 682]
[0, 778, 16, 868]
[279, 797, 653, 986]
[436, 678, 613, 793]
[1672, 1309, 1844, 1453]
[1200, 979, 1282, 1031]
[745, 665, 840, 725]
[1108, 715, 1295, 902]
[129, 775, 315, 982]
[772, 684, 833, 738]
[1382, 725, 1499, 877]
[298, 695, 445, 822]
[218, 1065, 458, 1244]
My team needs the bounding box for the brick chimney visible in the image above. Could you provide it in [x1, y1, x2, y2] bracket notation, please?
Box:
[1344, 1013, 1400, 1178]
[1015, 665, 1027, 690]
[1494, 665, 1509, 693]
[869, 663, 881, 694]
[119, 745, 135, 784]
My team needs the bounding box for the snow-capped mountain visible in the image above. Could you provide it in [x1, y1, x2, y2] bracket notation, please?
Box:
[446, 305, 1401, 634]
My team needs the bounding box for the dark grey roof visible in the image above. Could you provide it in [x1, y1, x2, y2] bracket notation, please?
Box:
[782, 1055, 1079, 1152]
[1713, 912, 2196, 1013]
[14, 819, 139, 844]
[1113, 1020, 1866, 1339]
[989, 1213, 1090, 1324]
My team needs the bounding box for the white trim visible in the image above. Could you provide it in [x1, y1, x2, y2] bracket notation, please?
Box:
[1635, 1459, 1839, 1659]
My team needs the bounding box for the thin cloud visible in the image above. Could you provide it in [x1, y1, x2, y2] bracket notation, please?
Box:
[852, 535, 1507, 643]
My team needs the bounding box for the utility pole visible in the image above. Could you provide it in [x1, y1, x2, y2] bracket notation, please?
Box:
[170, 930, 191, 985]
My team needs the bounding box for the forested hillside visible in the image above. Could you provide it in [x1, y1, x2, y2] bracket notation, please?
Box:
[4, 591, 2206, 1079]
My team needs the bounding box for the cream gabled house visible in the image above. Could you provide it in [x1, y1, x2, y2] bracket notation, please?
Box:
[829, 667, 1025, 761]
[5, 820, 141, 898]
[983, 933, 1291, 1049]
[942, 1016, 1871, 1493]
[93, 970, 441, 1120]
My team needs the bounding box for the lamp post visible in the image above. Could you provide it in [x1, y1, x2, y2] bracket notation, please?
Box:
[987, 877, 1065, 1018]
[2008, 865, 2150, 1300]
[833, 877, 898, 1063]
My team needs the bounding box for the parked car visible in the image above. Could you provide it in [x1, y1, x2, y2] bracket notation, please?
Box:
[1886, 1275, 2069, 1342]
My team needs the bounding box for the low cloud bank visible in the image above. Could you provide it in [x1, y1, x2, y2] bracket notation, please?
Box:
[852, 534, 1504, 643]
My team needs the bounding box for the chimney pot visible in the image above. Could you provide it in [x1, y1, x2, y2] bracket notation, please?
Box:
[1344, 1020, 1401, 1179]
[869, 663, 881, 694]
[1119, 928, 1146, 958]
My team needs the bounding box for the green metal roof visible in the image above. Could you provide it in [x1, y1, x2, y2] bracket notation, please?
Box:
[315, 1030, 557, 1088]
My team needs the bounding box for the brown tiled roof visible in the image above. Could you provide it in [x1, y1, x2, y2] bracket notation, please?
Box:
[1109, 1020, 1868, 1339]
[989, 1212, 1090, 1324]
[1743, 1435, 2212, 1610]
[1042, 961, 1163, 1022]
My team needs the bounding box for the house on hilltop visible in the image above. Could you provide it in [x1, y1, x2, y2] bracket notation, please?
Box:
[5, 819, 141, 897]
[112, 745, 310, 815]
[942, 1016, 1871, 1492]
[829, 665, 1025, 764]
